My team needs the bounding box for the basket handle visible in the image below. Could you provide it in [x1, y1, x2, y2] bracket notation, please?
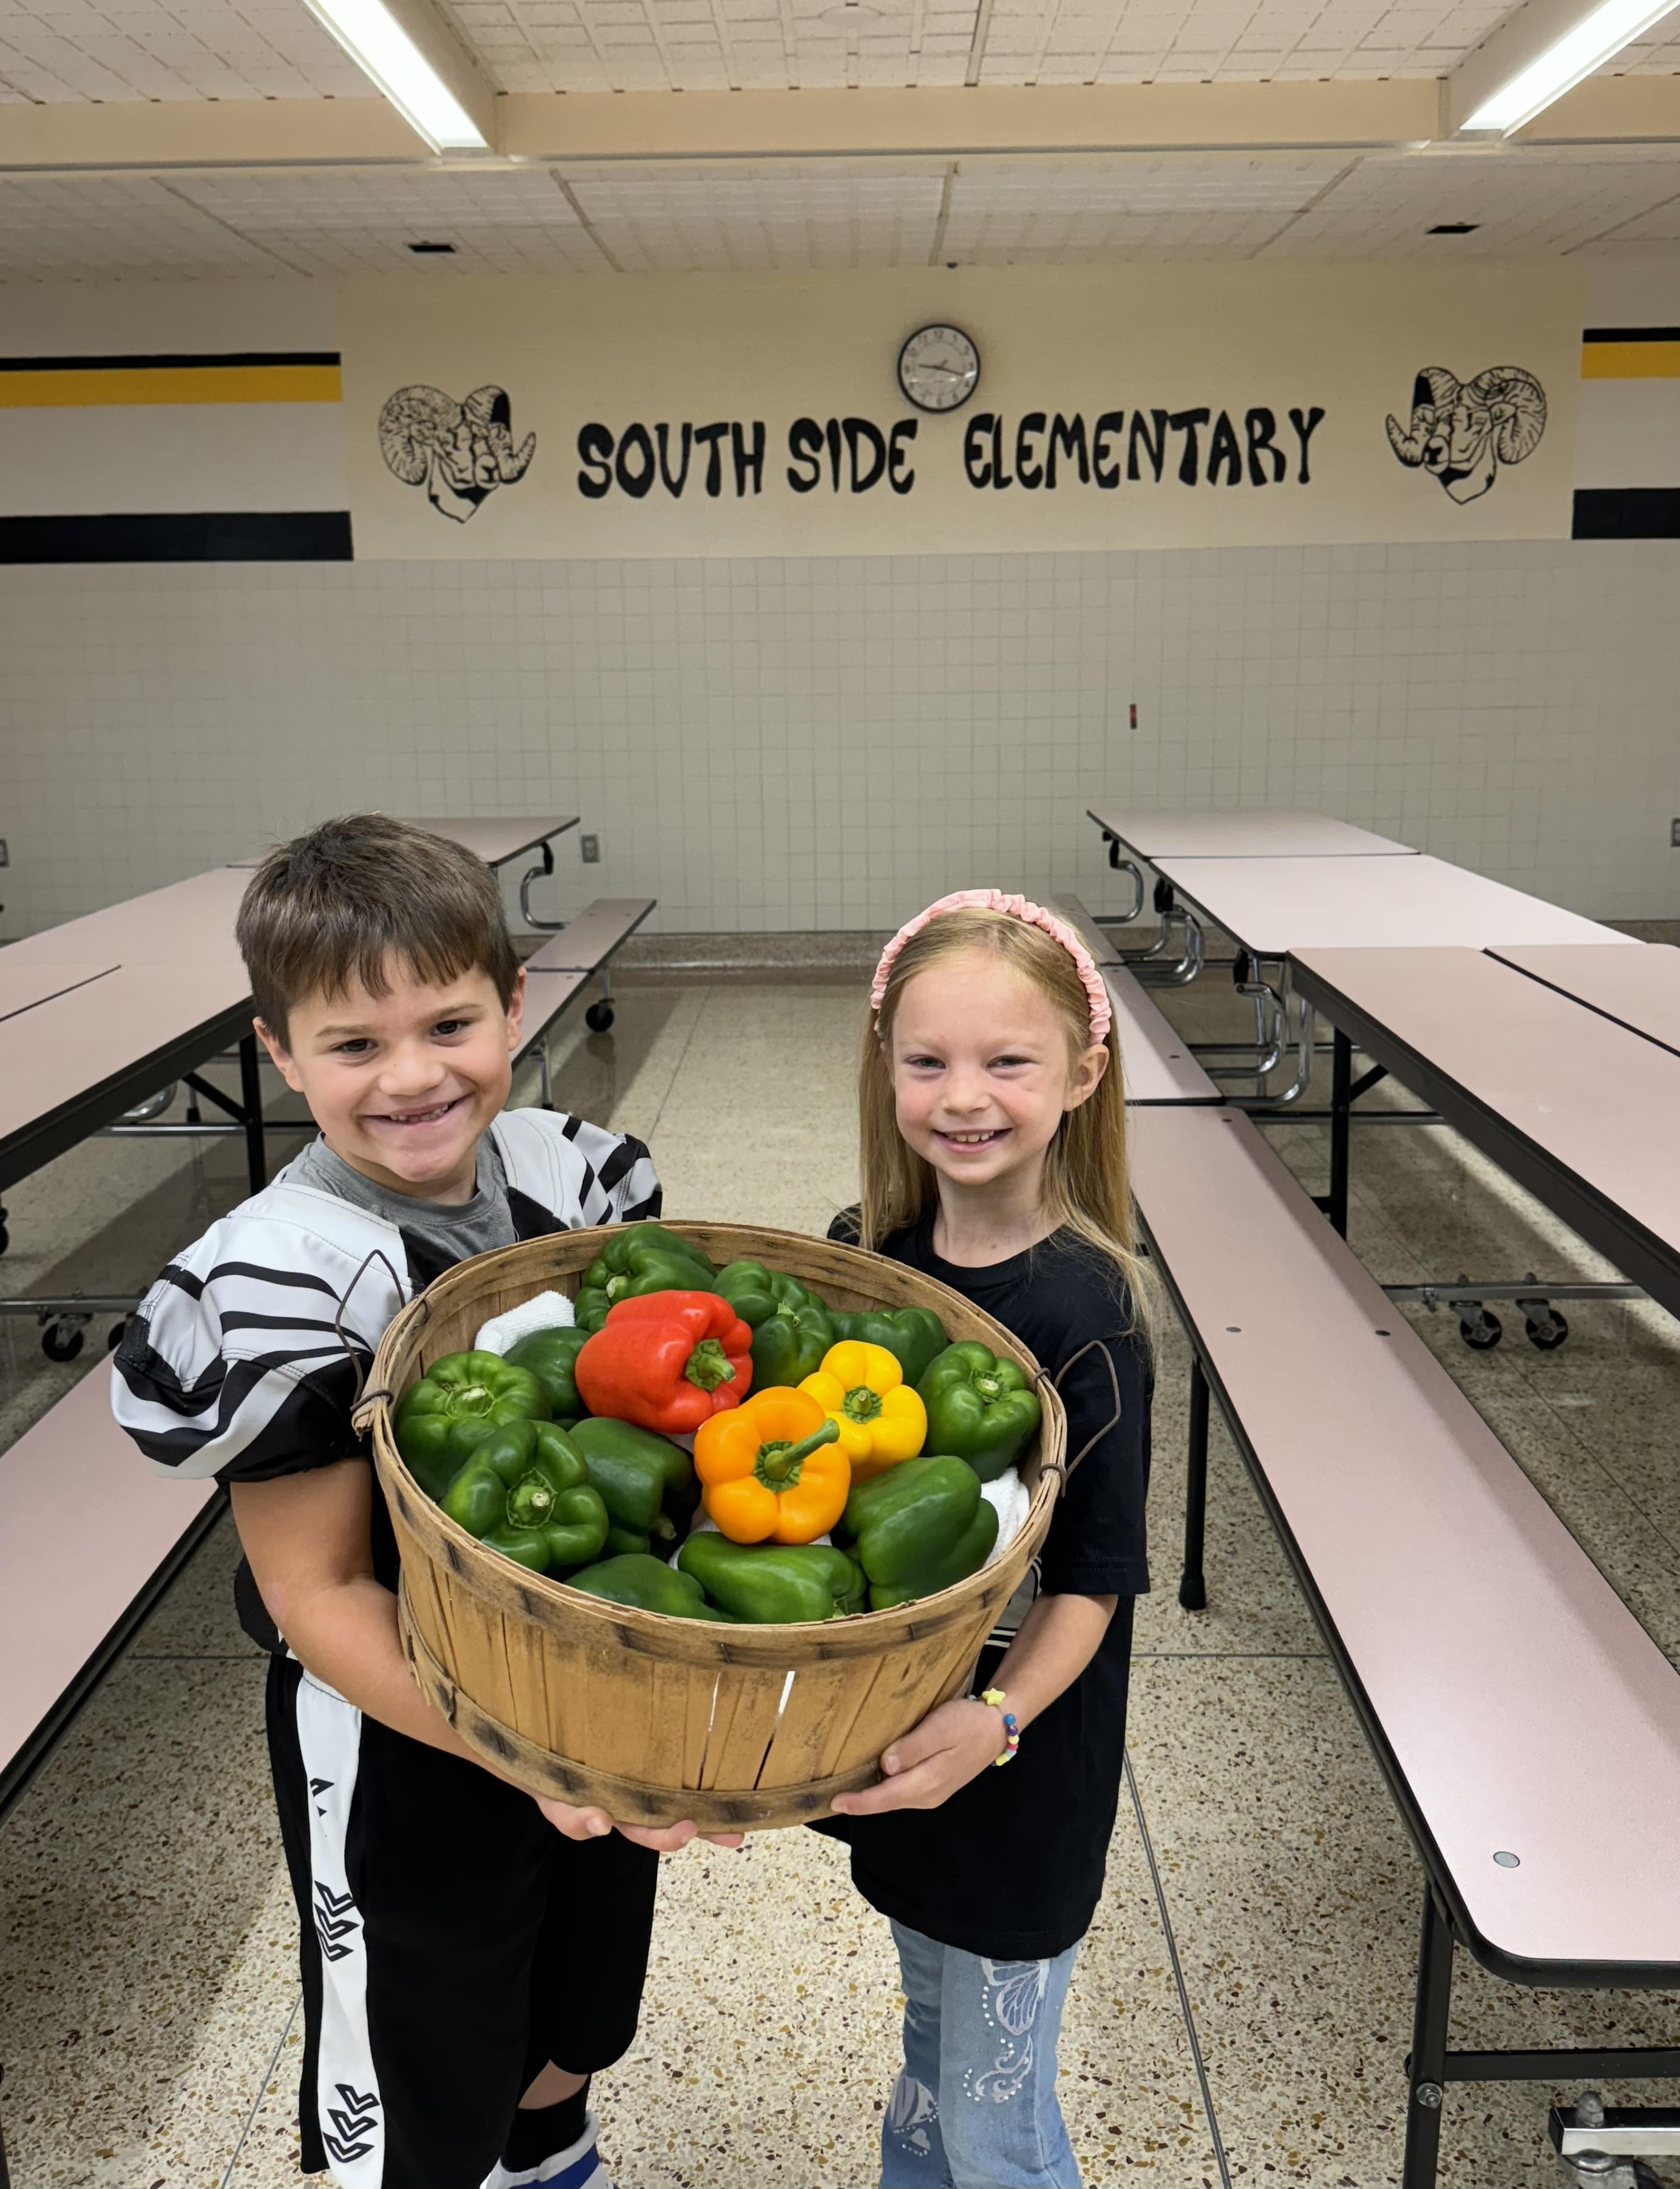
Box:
[338, 1248, 415, 1434]
[1032, 1338, 1123, 1489]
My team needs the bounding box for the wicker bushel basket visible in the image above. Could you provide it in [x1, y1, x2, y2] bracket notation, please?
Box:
[366, 1221, 1066, 1831]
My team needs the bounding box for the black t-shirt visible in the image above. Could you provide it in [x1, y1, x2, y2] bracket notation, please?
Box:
[818, 1209, 1152, 1959]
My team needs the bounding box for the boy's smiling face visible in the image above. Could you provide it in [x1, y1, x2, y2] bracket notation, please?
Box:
[259, 958, 525, 1203]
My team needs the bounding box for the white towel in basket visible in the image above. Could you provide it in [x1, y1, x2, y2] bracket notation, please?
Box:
[474, 1289, 574, 1356]
[981, 1468, 1030, 1567]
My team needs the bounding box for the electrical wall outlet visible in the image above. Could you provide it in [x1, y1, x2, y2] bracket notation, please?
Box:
[1671, 819, 1680, 848]
[0, 840, 9, 866]
[580, 833, 600, 863]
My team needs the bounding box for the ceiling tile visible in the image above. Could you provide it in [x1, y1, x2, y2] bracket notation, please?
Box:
[0, 0, 373, 98]
[170, 165, 608, 274]
[1261, 146, 1680, 257]
[564, 159, 945, 268]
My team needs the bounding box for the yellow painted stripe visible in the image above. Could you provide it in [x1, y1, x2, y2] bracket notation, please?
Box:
[0, 364, 342, 407]
[1581, 341, 1679, 380]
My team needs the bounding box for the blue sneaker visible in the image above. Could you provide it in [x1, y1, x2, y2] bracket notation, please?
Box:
[482, 2111, 612, 2189]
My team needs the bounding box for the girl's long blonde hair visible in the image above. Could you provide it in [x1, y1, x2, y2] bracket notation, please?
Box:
[858, 906, 1152, 1336]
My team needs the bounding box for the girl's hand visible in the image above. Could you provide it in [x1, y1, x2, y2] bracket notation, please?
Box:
[534, 1796, 744, 1853]
[829, 1697, 1004, 1816]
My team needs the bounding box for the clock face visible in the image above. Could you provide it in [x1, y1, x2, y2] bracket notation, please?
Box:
[897, 324, 981, 414]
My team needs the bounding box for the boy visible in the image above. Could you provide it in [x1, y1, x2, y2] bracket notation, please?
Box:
[112, 814, 703, 2189]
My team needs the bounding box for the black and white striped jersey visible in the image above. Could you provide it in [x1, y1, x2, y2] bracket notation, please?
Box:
[111, 1108, 659, 1488]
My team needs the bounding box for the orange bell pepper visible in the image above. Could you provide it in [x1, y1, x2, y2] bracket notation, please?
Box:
[693, 1385, 851, 1545]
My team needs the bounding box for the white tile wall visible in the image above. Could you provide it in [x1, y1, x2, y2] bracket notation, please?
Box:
[1, 539, 1674, 936]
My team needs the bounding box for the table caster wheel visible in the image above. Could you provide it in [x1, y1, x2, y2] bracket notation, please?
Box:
[42, 1320, 85, 1362]
[106, 1319, 128, 1350]
[585, 1001, 615, 1033]
[1524, 1309, 1568, 1350]
[1458, 1309, 1502, 1350]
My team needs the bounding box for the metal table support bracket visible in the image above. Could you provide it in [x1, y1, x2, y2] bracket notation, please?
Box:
[518, 839, 568, 933]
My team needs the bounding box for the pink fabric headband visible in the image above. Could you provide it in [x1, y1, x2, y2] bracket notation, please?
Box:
[871, 889, 1113, 1046]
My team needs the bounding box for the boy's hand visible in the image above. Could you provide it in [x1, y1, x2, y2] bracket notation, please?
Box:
[534, 1796, 744, 1853]
[828, 1697, 1002, 1816]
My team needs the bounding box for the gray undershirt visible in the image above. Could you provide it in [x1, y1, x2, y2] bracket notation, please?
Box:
[283, 1135, 519, 1264]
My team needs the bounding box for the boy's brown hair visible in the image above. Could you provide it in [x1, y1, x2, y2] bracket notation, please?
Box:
[236, 814, 520, 1043]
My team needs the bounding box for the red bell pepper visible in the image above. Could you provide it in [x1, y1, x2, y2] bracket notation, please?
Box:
[574, 1290, 754, 1435]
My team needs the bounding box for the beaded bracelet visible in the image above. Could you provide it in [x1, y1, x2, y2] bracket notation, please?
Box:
[976, 1686, 1021, 1768]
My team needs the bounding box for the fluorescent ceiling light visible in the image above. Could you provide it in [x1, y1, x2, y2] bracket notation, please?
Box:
[300, 0, 488, 150]
[1462, 0, 1680, 131]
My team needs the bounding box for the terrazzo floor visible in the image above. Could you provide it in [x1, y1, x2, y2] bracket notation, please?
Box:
[0, 961, 1675, 2189]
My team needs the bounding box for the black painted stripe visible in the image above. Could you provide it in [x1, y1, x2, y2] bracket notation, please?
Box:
[1571, 488, 1680, 540]
[0, 512, 353, 563]
[0, 352, 341, 372]
[1582, 327, 1680, 344]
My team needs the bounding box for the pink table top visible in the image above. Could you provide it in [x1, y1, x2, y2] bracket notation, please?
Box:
[1155, 853, 1628, 956]
[1089, 807, 1415, 859]
[396, 817, 577, 868]
[1127, 1103, 1679, 1972]
[0, 960, 119, 1024]
[1488, 942, 1679, 1055]
[0, 960, 253, 1146]
[0, 1366, 218, 1775]
[1294, 946, 1680, 1266]
[0, 868, 251, 972]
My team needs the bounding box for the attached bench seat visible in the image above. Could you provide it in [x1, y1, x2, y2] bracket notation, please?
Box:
[0, 1367, 221, 1811]
[524, 897, 656, 981]
[1126, 1101, 1679, 2184]
[1052, 898, 1217, 1105]
[513, 898, 656, 1101]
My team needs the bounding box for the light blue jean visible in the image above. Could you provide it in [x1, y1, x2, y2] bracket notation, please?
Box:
[880, 1920, 1081, 2189]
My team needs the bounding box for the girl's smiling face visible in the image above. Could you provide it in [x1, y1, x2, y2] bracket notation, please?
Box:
[888, 947, 1107, 1197]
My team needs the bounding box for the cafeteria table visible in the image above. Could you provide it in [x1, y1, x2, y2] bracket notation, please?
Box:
[1291, 945, 1680, 1318]
[0, 961, 119, 1026]
[1149, 852, 1628, 957]
[1089, 805, 1416, 860]
[1087, 805, 1415, 925]
[0, 867, 267, 1204]
[1487, 942, 1679, 1055]
[393, 814, 579, 871]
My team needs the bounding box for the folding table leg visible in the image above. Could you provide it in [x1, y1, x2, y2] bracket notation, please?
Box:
[239, 1035, 268, 1194]
[1178, 1357, 1210, 1610]
[1328, 1028, 1352, 1237]
[1403, 1884, 1454, 2189]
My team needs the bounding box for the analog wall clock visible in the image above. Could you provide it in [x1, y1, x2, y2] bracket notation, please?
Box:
[897, 325, 981, 414]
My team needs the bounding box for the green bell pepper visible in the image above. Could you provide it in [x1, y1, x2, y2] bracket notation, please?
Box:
[714, 1260, 837, 1387]
[567, 1418, 700, 1545]
[441, 1420, 609, 1574]
[574, 1223, 716, 1333]
[503, 1326, 590, 1422]
[676, 1531, 865, 1623]
[564, 1551, 734, 1621]
[826, 1306, 949, 1391]
[839, 1454, 999, 1611]
[394, 1350, 550, 1502]
[917, 1342, 1042, 1483]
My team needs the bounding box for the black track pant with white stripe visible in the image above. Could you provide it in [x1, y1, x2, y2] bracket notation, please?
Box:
[268, 1655, 659, 2189]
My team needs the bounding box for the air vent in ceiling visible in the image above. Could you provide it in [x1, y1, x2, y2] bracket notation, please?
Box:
[1427, 222, 1481, 234]
[407, 240, 457, 254]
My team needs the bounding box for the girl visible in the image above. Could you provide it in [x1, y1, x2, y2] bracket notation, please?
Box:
[824, 889, 1153, 2189]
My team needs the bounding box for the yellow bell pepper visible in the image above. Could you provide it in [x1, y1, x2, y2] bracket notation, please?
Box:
[799, 1340, 927, 1484]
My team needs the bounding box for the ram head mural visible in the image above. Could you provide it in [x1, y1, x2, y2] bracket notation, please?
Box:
[1385, 366, 1546, 505]
[379, 384, 536, 523]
